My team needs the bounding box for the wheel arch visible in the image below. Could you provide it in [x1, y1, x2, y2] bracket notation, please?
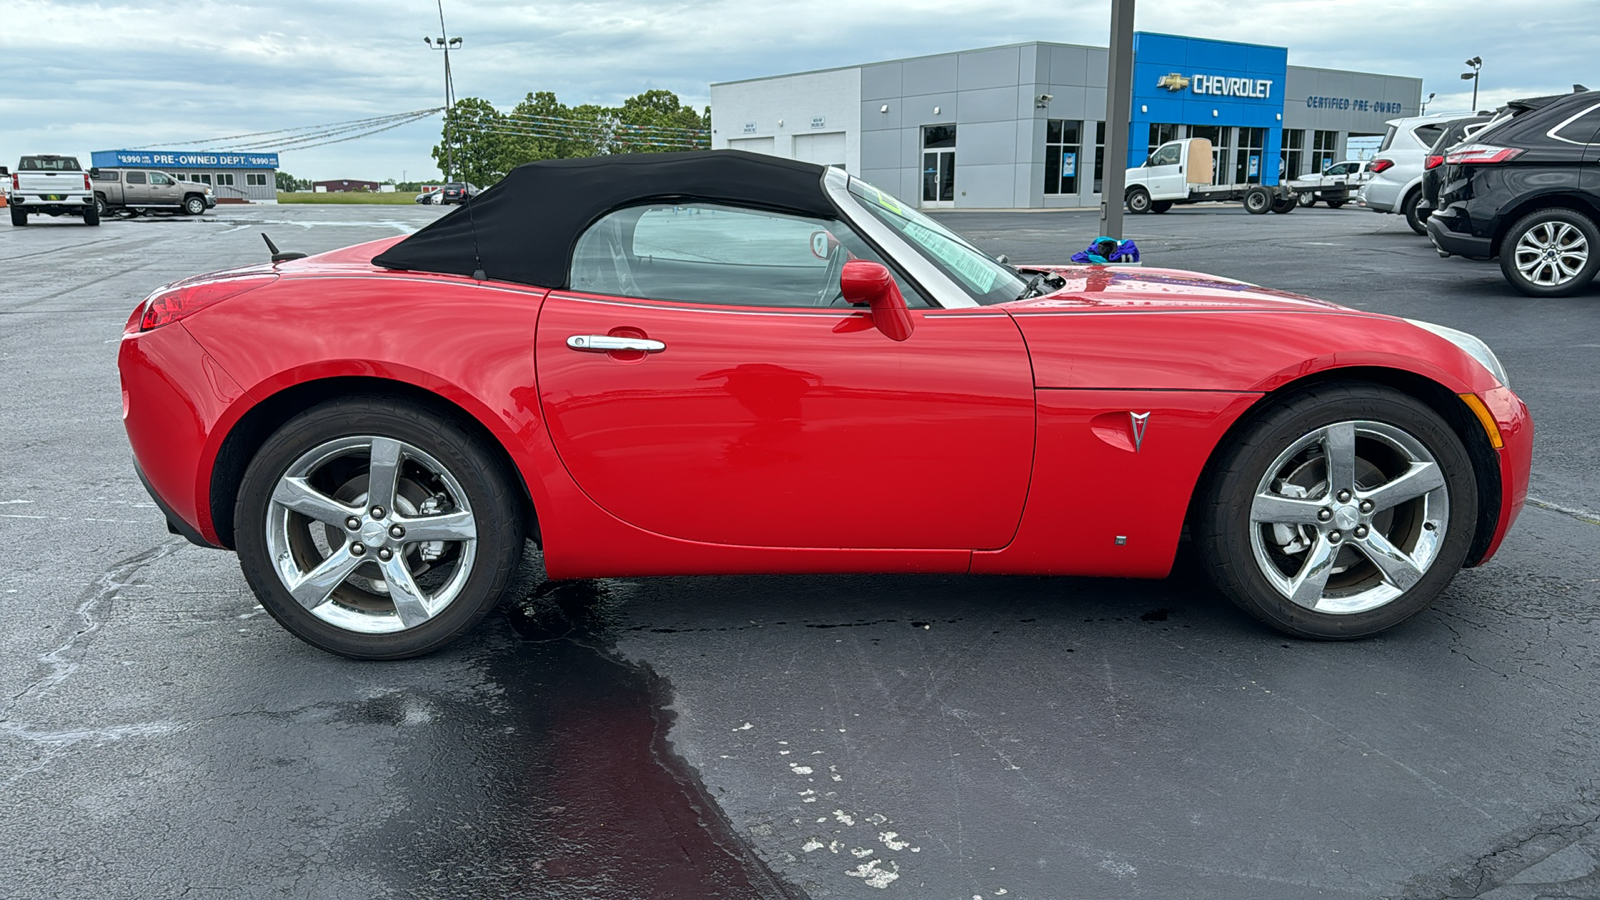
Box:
[1489, 194, 1600, 257]
[208, 376, 539, 551]
[1188, 365, 1503, 567]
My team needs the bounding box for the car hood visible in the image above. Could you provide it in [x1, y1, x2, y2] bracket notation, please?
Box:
[1002, 265, 1350, 313]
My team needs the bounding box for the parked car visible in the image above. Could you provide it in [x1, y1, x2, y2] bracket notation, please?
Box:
[1359, 114, 1467, 234]
[1427, 89, 1600, 296]
[90, 167, 214, 217]
[7, 154, 97, 226]
[413, 188, 442, 204]
[1418, 115, 1494, 219]
[118, 151, 1529, 659]
[437, 182, 479, 205]
[1288, 160, 1371, 208]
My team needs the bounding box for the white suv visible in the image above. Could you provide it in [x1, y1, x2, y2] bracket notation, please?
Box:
[1358, 114, 1460, 234]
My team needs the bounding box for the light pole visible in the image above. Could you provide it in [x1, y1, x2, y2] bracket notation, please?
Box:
[1099, 0, 1135, 240]
[1461, 57, 1482, 112]
[424, 0, 463, 181]
[1421, 91, 1436, 114]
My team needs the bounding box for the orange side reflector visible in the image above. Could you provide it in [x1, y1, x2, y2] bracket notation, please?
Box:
[1458, 393, 1504, 450]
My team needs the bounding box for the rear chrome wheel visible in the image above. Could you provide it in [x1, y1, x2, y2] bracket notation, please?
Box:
[237, 397, 525, 658]
[1198, 384, 1477, 639]
[1500, 209, 1599, 297]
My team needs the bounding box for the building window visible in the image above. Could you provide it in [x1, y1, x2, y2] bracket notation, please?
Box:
[1093, 121, 1106, 194]
[1148, 123, 1181, 156]
[1234, 127, 1266, 184]
[216, 173, 235, 187]
[246, 173, 268, 186]
[1044, 120, 1083, 195]
[1312, 130, 1339, 173]
[1280, 130, 1305, 180]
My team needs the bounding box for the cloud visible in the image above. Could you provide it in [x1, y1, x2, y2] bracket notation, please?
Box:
[1, 0, 1593, 180]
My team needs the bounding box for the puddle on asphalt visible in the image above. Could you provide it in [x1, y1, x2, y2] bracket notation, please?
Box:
[372, 577, 808, 900]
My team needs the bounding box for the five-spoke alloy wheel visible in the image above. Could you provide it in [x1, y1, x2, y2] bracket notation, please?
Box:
[1198, 384, 1477, 639]
[236, 397, 525, 659]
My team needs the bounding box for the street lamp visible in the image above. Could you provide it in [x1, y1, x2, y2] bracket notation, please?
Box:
[1460, 56, 1482, 112]
[1421, 91, 1436, 114]
[424, 1, 463, 180]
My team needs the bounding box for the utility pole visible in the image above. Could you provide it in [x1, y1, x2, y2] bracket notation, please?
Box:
[1461, 57, 1482, 113]
[425, 0, 463, 181]
[1099, 0, 1135, 240]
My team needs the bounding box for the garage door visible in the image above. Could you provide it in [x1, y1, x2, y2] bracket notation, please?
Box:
[727, 137, 776, 155]
[793, 132, 846, 169]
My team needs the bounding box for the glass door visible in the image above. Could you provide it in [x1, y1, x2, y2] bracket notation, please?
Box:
[921, 125, 956, 208]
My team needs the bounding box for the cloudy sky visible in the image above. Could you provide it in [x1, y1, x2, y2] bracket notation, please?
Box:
[3, 0, 1594, 182]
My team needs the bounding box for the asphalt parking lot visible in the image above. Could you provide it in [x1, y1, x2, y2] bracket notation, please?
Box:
[2, 202, 1597, 900]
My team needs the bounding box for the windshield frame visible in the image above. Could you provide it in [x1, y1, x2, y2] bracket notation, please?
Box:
[835, 174, 1027, 306]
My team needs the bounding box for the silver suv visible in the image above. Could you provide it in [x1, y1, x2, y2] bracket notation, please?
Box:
[1358, 114, 1459, 234]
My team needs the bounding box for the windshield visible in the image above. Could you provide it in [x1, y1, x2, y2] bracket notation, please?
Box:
[846, 178, 1026, 305]
[19, 156, 82, 172]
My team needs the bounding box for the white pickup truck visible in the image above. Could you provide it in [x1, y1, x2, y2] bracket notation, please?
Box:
[1123, 138, 1296, 215]
[7, 154, 99, 226]
[1287, 160, 1371, 208]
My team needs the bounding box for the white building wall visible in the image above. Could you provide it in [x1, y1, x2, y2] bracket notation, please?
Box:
[710, 67, 863, 174]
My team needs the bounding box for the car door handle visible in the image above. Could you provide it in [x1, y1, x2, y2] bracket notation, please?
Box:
[567, 334, 666, 353]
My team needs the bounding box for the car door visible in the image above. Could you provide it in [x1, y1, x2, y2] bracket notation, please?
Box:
[1144, 142, 1186, 198]
[122, 170, 150, 204]
[147, 171, 180, 205]
[534, 201, 1036, 551]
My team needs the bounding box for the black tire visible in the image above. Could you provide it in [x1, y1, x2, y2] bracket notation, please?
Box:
[183, 194, 206, 216]
[83, 202, 100, 226]
[1270, 197, 1296, 214]
[1150, 200, 1173, 214]
[1297, 192, 1316, 208]
[1497, 207, 1600, 298]
[1327, 199, 1346, 209]
[1402, 189, 1427, 235]
[235, 396, 527, 659]
[1195, 383, 1477, 640]
[1243, 187, 1272, 214]
[94, 194, 108, 217]
[8, 205, 25, 227]
[1126, 187, 1152, 214]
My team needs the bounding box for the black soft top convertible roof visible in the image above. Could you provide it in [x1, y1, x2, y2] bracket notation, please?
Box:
[373, 150, 833, 289]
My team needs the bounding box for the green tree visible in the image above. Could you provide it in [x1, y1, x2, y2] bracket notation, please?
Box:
[274, 171, 299, 192]
[614, 89, 711, 153]
[432, 97, 514, 185]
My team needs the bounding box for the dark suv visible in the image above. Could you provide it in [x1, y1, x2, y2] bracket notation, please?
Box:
[1427, 90, 1600, 296]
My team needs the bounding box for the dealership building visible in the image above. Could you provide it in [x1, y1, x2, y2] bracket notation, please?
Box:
[89, 149, 280, 202]
[710, 33, 1421, 209]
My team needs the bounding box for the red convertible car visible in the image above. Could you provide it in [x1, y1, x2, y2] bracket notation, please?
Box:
[118, 151, 1530, 658]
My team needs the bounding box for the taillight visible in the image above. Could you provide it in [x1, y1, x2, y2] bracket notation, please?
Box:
[135, 275, 277, 332]
[8, 174, 16, 190]
[1370, 158, 1395, 174]
[1424, 155, 1444, 170]
[83, 173, 92, 190]
[1445, 143, 1525, 165]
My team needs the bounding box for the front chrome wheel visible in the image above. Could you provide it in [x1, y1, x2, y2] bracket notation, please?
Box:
[1196, 384, 1477, 640]
[266, 436, 478, 634]
[1248, 421, 1448, 615]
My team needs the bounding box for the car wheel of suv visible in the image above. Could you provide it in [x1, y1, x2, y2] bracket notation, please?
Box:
[184, 195, 206, 216]
[1196, 383, 1476, 640]
[1126, 187, 1152, 214]
[9, 206, 27, 227]
[1499, 208, 1600, 298]
[235, 396, 527, 659]
[1402, 189, 1427, 235]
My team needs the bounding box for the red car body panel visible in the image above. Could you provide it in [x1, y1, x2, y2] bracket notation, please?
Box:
[117, 241, 1532, 580]
[534, 293, 1034, 550]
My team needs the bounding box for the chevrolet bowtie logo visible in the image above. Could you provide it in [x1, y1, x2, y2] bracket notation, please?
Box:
[1156, 73, 1191, 92]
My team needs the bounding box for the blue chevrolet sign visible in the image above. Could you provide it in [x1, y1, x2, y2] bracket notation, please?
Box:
[90, 150, 280, 169]
[1128, 33, 1290, 186]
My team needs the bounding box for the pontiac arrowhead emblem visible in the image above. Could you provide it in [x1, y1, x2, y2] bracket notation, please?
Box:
[1156, 73, 1191, 92]
[1129, 412, 1151, 452]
